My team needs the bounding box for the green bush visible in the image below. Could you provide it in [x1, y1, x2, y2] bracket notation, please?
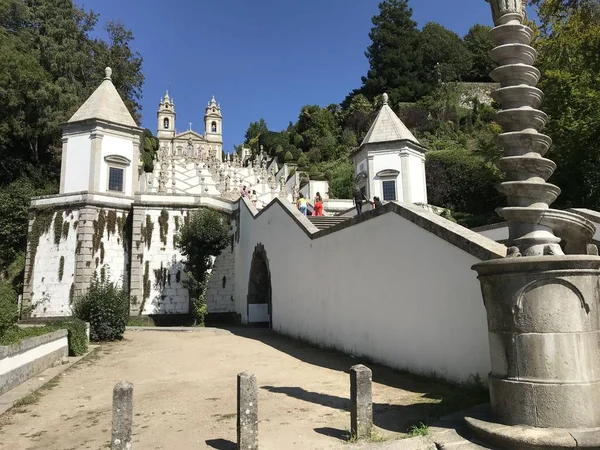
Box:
[47, 318, 88, 356]
[72, 276, 129, 341]
[284, 151, 294, 163]
[425, 149, 503, 215]
[192, 293, 208, 327]
[0, 281, 18, 337]
[297, 156, 308, 168]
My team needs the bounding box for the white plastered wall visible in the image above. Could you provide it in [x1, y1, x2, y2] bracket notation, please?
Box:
[30, 210, 79, 317]
[477, 225, 509, 242]
[205, 244, 236, 313]
[63, 135, 91, 193]
[234, 201, 493, 382]
[136, 208, 189, 315]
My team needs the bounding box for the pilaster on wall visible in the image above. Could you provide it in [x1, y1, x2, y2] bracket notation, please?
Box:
[21, 211, 36, 313]
[88, 131, 104, 193]
[74, 207, 98, 296]
[129, 206, 145, 315]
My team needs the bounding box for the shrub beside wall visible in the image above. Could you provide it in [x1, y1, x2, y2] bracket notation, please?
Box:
[0, 281, 18, 337]
[73, 276, 129, 341]
[47, 318, 88, 356]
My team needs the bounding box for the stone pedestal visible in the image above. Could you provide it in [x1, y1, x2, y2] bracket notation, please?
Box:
[469, 256, 600, 448]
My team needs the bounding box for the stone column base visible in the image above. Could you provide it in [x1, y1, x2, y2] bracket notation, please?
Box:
[465, 415, 600, 449]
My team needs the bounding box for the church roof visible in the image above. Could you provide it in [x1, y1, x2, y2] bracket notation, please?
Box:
[361, 93, 421, 148]
[68, 67, 137, 128]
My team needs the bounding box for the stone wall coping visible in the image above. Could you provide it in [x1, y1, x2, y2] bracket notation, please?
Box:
[472, 221, 509, 232]
[240, 197, 507, 261]
[30, 192, 134, 210]
[133, 196, 236, 214]
[0, 329, 67, 360]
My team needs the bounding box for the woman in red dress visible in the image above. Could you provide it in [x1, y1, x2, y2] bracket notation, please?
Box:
[314, 192, 324, 216]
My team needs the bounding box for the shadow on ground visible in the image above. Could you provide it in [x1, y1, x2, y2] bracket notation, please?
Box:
[221, 327, 488, 434]
[205, 438, 237, 449]
[262, 385, 435, 433]
[314, 427, 348, 440]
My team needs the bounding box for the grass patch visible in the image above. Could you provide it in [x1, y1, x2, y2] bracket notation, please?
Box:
[127, 317, 156, 327]
[408, 422, 429, 437]
[0, 327, 57, 346]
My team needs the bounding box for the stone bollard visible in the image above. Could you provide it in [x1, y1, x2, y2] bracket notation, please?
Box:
[111, 381, 134, 450]
[350, 364, 373, 439]
[237, 372, 258, 450]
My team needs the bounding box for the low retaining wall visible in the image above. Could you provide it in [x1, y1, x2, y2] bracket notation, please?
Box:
[0, 330, 68, 395]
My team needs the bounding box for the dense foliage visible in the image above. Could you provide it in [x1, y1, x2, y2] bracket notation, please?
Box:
[534, 0, 600, 209]
[0, 281, 18, 337]
[0, 0, 145, 280]
[176, 209, 231, 325]
[72, 275, 129, 341]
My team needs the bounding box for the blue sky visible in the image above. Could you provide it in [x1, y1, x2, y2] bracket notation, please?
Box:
[76, 0, 499, 152]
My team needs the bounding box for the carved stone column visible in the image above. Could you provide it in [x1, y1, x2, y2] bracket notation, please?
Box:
[467, 2, 600, 448]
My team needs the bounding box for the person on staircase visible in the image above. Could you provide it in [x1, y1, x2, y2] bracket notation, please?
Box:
[353, 187, 368, 215]
[314, 192, 324, 216]
[297, 193, 308, 216]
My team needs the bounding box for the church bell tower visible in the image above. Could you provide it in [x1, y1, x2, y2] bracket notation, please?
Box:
[157, 91, 175, 139]
[204, 96, 223, 158]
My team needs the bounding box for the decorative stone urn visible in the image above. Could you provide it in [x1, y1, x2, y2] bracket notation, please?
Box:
[468, 2, 600, 448]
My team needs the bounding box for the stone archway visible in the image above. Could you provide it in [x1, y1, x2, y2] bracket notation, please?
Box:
[247, 244, 272, 327]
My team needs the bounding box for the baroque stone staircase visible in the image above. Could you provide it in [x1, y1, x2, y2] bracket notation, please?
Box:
[308, 215, 350, 231]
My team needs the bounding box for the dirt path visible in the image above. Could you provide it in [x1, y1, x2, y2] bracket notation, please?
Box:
[0, 328, 463, 450]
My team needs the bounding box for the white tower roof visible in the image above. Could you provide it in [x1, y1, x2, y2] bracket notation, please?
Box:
[361, 93, 420, 147]
[68, 67, 137, 127]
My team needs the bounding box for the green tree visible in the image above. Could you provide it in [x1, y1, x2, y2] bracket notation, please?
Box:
[534, 0, 600, 209]
[420, 22, 472, 84]
[342, 94, 375, 141]
[0, 178, 55, 269]
[360, 0, 428, 103]
[176, 209, 231, 325]
[244, 118, 268, 154]
[329, 160, 355, 199]
[463, 24, 495, 81]
[425, 150, 503, 216]
[0, 0, 144, 184]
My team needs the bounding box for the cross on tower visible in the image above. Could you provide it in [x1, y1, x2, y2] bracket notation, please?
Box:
[189, 122, 192, 131]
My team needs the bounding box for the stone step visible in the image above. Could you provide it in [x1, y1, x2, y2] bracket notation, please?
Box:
[308, 216, 350, 230]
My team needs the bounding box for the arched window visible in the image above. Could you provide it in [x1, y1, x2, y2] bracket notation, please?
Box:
[187, 142, 194, 157]
[163, 118, 169, 129]
[211, 121, 217, 133]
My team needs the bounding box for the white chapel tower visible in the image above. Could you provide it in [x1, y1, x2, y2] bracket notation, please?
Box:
[204, 96, 223, 159]
[157, 91, 176, 140]
[59, 67, 143, 197]
[352, 93, 428, 204]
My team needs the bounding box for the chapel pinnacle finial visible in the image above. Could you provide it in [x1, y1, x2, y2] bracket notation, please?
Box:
[382, 93, 389, 105]
[104, 67, 112, 80]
